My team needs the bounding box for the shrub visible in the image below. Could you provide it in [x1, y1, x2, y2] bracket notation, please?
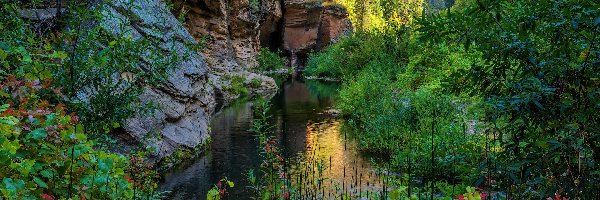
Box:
[222, 75, 249, 97]
[256, 48, 288, 72]
[421, 0, 600, 196]
[0, 76, 158, 199]
[0, 1, 180, 135]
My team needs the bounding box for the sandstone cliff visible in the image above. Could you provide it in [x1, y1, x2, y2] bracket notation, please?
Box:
[176, 0, 352, 71]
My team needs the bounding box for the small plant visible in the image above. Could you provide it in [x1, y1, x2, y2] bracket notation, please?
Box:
[222, 75, 249, 97]
[248, 99, 291, 200]
[456, 187, 487, 200]
[0, 76, 158, 199]
[249, 0, 260, 12]
[250, 78, 262, 88]
[206, 177, 234, 200]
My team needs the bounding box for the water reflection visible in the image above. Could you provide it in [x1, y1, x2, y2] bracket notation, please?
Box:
[287, 119, 383, 199]
[159, 79, 382, 199]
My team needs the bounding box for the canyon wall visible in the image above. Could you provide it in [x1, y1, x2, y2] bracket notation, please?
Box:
[101, 0, 351, 165]
[177, 0, 352, 70]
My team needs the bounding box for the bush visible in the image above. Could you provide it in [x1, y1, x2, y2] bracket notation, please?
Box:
[222, 75, 249, 97]
[305, 28, 409, 79]
[0, 2, 180, 135]
[421, 0, 600, 196]
[308, 23, 489, 188]
[0, 76, 158, 199]
[256, 48, 288, 72]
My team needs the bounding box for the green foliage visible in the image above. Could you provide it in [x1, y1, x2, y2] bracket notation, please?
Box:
[306, 27, 409, 78]
[420, 0, 600, 197]
[305, 6, 492, 195]
[0, 77, 158, 199]
[206, 177, 234, 200]
[0, 1, 180, 135]
[250, 78, 262, 88]
[247, 99, 291, 200]
[249, 0, 261, 12]
[256, 48, 288, 72]
[309, 0, 600, 198]
[223, 75, 250, 97]
[331, 0, 423, 31]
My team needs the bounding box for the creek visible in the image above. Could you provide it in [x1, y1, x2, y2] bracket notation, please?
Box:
[159, 79, 387, 199]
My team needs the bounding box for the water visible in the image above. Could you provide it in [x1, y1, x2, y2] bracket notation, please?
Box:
[159, 79, 385, 199]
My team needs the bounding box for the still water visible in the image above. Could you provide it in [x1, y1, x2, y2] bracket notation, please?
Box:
[159, 79, 385, 199]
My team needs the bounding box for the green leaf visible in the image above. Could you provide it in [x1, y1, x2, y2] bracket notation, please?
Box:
[28, 128, 47, 140]
[75, 133, 87, 141]
[33, 177, 48, 189]
[594, 17, 600, 26]
[45, 113, 57, 127]
[0, 104, 9, 112]
[0, 49, 6, 60]
[22, 55, 31, 64]
[40, 170, 53, 178]
[56, 51, 68, 60]
[76, 124, 84, 134]
[206, 187, 220, 200]
[3, 139, 20, 154]
[227, 180, 234, 188]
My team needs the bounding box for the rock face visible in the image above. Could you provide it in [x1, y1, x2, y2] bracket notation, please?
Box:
[173, 0, 279, 105]
[174, 0, 280, 71]
[178, 0, 352, 70]
[101, 0, 216, 162]
[318, 5, 352, 50]
[101, 0, 278, 163]
[281, 1, 352, 68]
[98, 0, 350, 165]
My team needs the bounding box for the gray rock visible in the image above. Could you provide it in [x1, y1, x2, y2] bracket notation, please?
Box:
[101, 0, 214, 161]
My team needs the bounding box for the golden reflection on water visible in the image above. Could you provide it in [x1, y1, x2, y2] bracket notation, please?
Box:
[288, 119, 385, 198]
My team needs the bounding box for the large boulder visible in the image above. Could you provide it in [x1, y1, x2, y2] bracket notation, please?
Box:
[101, 0, 216, 162]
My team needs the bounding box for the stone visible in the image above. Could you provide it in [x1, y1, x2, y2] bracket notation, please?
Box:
[280, 0, 352, 68]
[101, 0, 215, 161]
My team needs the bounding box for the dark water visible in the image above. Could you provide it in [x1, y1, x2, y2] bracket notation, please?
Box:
[159, 79, 383, 199]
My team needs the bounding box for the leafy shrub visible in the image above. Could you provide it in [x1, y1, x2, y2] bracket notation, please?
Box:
[421, 0, 600, 197]
[306, 28, 409, 79]
[0, 76, 158, 199]
[222, 75, 249, 97]
[308, 22, 489, 189]
[257, 48, 288, 72]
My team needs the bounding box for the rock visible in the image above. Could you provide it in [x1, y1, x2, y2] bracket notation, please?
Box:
[281, 0, 352, 68]
[101, 0, 215, 161]
[281, 1, 322, 54]
[175, 0, 274, 71]
[174, 0, 279, 104]
[318, 4, 352, 50]
[178, 0, 352, 71]
[19, 8, 65, 21]
[89, 0, 352, 166]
